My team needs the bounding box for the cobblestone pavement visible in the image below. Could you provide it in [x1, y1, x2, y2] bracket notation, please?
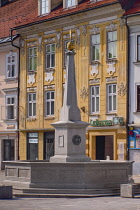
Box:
[0, 196, 140, 210]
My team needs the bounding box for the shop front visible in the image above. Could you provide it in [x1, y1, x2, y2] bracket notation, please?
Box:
[88, 118, 127, 161]
[128, 128, 140, 174]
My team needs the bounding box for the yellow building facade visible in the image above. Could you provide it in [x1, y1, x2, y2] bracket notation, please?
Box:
[17, 1, 127, 161]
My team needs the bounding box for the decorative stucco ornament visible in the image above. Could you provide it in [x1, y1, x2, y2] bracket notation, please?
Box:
[107, 61, 116, 76]
[75, 27, 80, 45]
[28, 74, 36, 85]
[91, 64, 99, 77]
[106, 23, 117, 31]
[118, 82, 127, 96]
[82, 25, 87, 36]
[80, 87, 88, 101]
[38, 36, 42, 52]
[56, 32, 61, 48]
[90, 26, 100, 34]
[20, 39, 25, 55]
[119, 18, 126, 28]
[45, 71, 54, 83]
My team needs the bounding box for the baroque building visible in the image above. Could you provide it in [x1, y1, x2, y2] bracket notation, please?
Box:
[1, 0, 128, 162]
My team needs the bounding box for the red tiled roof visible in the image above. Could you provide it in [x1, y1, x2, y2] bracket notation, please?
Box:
[124, 0, 140, 15]
[0, 0, 118, 39]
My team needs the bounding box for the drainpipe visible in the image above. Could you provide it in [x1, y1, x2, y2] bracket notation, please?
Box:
[10, 29, 20, 160]
[124, 16, 130, 161]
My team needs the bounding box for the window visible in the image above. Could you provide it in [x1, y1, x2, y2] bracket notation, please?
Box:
[91, 34, 100, 62]
[28, 93, 36, 117]
[28, 47, 37, 71]
[90, 86, 100, 113]
[107, 84, 117, 112]
[137, 36, 140, 61]
[66, 0, 76, 8]
[6, 52, 17, 78]
[41, 0, 49, 14]
[6, 97, 16, 120]
[137, 85, 140, 112]
[46, 44, 55, 69]
[107, 31, 117, 59]
[45, 91, 54, 116]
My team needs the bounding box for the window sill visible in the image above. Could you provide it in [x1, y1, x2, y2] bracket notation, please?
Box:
[45, 68, 55, 72]
[133, 62, 140, 65]
[27, 71, 37, 75]
[4, 77, 18, 82]
[90, 61, 100, 65]
[26, 117, 36, 122]
[133, 111, 140, 114]
[106, 59, 117, 64]
[44, 116, 55, 120]
[105, 113, 117, 116]
[3, 118, 17, 122]
[90, 114, 100, 117]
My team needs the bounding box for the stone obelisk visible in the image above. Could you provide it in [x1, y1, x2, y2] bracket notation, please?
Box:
[50, 31, 90, 163]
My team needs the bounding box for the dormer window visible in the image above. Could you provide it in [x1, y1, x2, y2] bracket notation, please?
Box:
[40, 0, 50, 15]
[64, 0, 77, 8]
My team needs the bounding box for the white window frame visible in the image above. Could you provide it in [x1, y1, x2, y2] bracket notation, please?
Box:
[64, 0, 77, 8]
[6, 52, 17, 79]
[40, 0, 50, 15]
[90, 85, 100, 114]
[28, 47, 37, 72]
[91, 34, 100, 62]
[107, 84, 117, 113]
[28, 93, 36, 118]
[6, 95, 16, 120]
[46, 43, 55, 69]
[107, 31, 117, 59]
[45, 91, 55, 117]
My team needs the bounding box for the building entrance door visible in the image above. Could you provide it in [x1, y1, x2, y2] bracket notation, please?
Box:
[3, 140, 14, 161]
[44, 132, 54, 160]
[96, 135, 113, 160]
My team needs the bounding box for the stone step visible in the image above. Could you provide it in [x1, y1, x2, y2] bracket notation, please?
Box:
[21, 188, 120, 195]
[13, 188, 120, 198]
[13, 193, 120, 198]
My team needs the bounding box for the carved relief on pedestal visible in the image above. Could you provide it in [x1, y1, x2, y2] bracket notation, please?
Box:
[45, 69, 54, 83]
[80, 87, 88, 101]
[107, 61, 116, 76]
[91, 64, 99, 78]
[28, 74, 36, 85]
[118, 82, 127, 96]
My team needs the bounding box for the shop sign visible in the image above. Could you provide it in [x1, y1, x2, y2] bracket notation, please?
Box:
[90, 118, 124, 127]
[136, 135, 140, 148]
[29, 139, 38, 144]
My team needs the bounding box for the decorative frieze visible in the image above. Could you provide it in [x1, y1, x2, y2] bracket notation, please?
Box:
[107, 61, 116, 76]
[91, 64, 99, 77]
[90, 26, 100, 34]
[89, 79, 100, 84]
[80, 87, 88, 101]
[45, 70, 54, 83]
[63, 33, 75, 39]
[27, 41, 37, 47]
[106, 76, 117, 82]
[106, 23, 117, 31]
[44, 37, 55, 43]
[27, 87, 37, 92]
[28, 73, 36, 86]
[44, 85, 55, 91]
[118, 82, 127, 96]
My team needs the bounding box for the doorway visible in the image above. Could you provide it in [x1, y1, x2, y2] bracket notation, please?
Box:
[96, 135, 113, 160]
[44, 132, 54, 160]
[3, 140, 14, 161]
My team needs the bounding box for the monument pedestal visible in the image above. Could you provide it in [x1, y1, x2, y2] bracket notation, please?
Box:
[50, 121, 91, 163]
